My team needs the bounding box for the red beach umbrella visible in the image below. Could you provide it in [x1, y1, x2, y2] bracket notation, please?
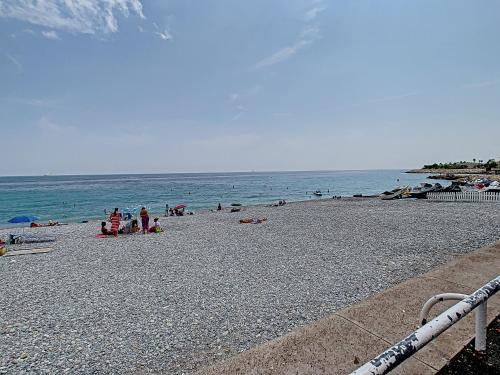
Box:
[175, 204, 186, 210]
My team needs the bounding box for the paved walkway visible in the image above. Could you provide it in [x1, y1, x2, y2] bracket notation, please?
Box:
[197, 241, 500, 374]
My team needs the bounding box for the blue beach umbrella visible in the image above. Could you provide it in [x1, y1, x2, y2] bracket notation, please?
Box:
[7, 215, 39, 224]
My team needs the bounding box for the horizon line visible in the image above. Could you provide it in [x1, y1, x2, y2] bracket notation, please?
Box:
[0, 167, 418, 178]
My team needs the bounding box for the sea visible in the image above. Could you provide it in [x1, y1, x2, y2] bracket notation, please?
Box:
[0, 170, 435, 227]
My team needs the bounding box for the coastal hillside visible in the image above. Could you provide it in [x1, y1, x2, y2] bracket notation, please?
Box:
[407, 158, 499, 174]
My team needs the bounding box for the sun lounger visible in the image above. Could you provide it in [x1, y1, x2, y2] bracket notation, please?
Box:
[9, 234, 56, 245]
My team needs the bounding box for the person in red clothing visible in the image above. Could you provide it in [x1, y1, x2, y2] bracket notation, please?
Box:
[109, 208, 121, 236]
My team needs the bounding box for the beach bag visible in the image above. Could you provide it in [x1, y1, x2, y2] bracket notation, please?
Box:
[9, 235, 21, 244]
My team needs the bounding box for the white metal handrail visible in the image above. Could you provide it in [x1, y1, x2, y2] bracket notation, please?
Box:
[419, 293, 487, 352]
[350, 276, 500, 375]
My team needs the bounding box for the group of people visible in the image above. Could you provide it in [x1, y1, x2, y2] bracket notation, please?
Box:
[167, 207, 186, 216]
[271, 200, 287, 207]
[100, 207, 163, 236]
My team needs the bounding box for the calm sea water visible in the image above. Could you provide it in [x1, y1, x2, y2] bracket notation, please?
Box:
[0, 170, 433, 226]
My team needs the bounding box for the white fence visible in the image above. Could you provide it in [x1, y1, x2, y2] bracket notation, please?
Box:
[427, 191, 500, 202]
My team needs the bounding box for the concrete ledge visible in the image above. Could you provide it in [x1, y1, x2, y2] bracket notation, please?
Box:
[197, 241, 500, 375]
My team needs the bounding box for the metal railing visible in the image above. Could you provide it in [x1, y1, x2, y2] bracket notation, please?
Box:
[350, 276, 500, 375]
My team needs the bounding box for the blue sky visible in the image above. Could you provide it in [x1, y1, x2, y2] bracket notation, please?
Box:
[1, 0, 499, 175]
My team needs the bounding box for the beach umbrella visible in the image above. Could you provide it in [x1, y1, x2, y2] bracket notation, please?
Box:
[8, 216, 39, 236]
[175, 204, 186, 210]
[230, 203, 242, 207]
[8, 215, 39, 224]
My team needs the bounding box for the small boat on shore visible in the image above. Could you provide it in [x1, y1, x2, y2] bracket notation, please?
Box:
[441, 181, 462, 192]
[484, 181, 500, 192]
[408, 183, 441, 199]
[379, 186, 409, 200]
[313, 190, 322, 197]
[230, 203, 242, 212]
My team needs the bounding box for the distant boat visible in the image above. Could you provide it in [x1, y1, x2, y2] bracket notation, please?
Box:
[409, 183, 444, 198]
[483, 181, 500, 192]
[313, 190, 322, 197]
[408, 183, 435, 199]
[379, 186, 409, 200]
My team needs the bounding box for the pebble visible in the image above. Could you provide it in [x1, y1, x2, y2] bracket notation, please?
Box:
[0, 199, 498, 374]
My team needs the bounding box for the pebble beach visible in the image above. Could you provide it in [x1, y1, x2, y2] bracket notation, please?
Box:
[1, 198, 499, 374]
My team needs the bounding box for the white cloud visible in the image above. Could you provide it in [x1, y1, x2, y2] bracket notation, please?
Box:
[305, 5, 327, 21]
[252, 26, 320, 70]
[228, 85, 261, 102]
[41, 30, 59, 39]
[231, 112, 244, 121]
[226, 85, 261, 120]
[0, 0, 145, 34]
[299, 25, 319, 39]
[253, 41, 306, 70]
[5, 53, 22, 72]
[152, 22, 172, 41]
[10, 28, 35, 38]
[155, 29, 172, 41]
[252, 1, 325, 70]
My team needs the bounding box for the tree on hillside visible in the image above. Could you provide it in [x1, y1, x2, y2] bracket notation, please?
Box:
[485, 159, 498, 171]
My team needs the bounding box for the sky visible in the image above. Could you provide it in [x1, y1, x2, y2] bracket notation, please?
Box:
[1, 0, 499, 176]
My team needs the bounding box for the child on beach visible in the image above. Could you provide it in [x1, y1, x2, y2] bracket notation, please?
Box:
[130, 219, 140, 233]
[140, 207, 149, 234]
[148, 218, 163, 233]
[101, 221, 112, 235]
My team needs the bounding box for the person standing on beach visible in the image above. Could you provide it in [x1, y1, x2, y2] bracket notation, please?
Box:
[109, 208, 121, 236]
[140, 207, 149, 234]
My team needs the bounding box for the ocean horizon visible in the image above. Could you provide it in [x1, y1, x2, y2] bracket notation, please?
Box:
[0, 169, 433, 226]
[0, 167, 418, 178]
